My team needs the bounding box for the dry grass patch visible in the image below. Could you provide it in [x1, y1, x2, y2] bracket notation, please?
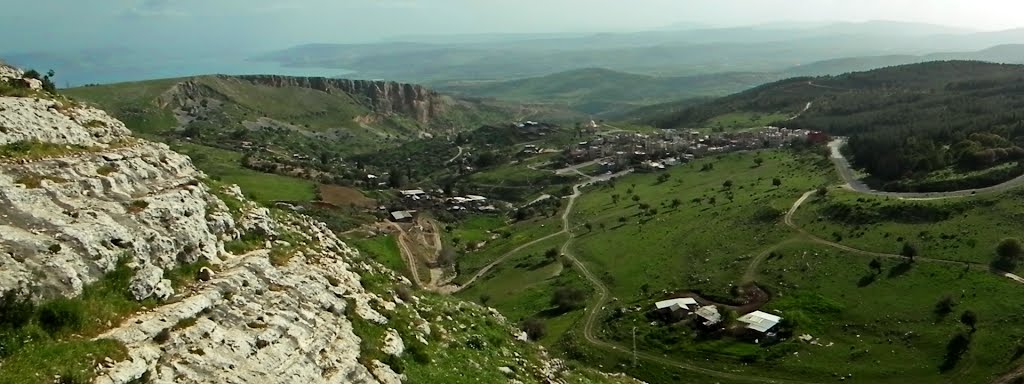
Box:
[319, 184, 376, 208]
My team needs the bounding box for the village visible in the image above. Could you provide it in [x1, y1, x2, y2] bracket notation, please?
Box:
[377, 121, 830, 224]
[549, 123, 830, 174]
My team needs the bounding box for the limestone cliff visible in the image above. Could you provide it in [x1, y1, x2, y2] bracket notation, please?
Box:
[0, 63, 640, 384]
[237, 75, 447, 124]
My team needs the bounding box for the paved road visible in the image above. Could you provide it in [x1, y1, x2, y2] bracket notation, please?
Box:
[827, 138, 1024, 200]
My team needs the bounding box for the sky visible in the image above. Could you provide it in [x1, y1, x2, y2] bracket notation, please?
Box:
[2, 0, 1023, 54]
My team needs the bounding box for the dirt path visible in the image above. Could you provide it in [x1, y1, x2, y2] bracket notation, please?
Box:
[786, 102, 812, 121]
[782, 191, 1024, 284]
[445, 146, 463, 165]
[384, 221, 427, 288]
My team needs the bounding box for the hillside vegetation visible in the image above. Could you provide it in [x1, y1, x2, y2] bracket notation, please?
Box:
[438, 68, 778, 116]
[649, 61, 1024, 187]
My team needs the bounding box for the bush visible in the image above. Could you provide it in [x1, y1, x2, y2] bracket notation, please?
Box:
[407, 341, 431, 364]
[96, 165, 117, 176]
[521, 318, 546, 341]
[153, 328, 172, 344]
[0, 291, 34, 329]
[383, 354, 405, 373]
[550, 287, 588, 312]
[37, 299, 85, 334]
[994, 238, 1024, 271]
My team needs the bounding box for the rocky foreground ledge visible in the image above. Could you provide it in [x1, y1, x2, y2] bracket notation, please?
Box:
[0, 63, 642, 384]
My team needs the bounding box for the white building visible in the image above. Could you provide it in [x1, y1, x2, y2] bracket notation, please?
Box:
[695, 305, 722, 326]
[737, 311, 782, 333]
[655, 298, 698, 312]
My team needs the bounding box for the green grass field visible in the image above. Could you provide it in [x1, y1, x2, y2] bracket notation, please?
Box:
[456, 234, 588, 346]
[170, 142, 316, 204]
[706, 112, 790, 130]
[791, 188, 1024, 266]
[569, 150, 834, 300]
[452, 214, 563, 285]
[754, 243, 1024, 383]
[346, 234, 408, 279]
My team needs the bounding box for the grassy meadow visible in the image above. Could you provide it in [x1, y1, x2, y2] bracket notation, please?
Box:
[569, 149, 835, 300]
[170, 142, 317, 204]
[791, 188, 1024, 267]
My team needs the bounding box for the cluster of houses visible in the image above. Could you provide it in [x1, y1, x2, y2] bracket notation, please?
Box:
[388, 189, 501, 222]
[558, 126, 829, 174]
[653, 297, 784, 342]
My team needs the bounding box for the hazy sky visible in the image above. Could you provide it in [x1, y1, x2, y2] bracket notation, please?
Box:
[3, 0, 1023, 53]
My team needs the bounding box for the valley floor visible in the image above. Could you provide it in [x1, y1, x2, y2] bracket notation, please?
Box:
[437, 147, 1024, 384]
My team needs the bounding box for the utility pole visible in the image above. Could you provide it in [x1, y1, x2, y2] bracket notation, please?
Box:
[632, 326, 638, 367]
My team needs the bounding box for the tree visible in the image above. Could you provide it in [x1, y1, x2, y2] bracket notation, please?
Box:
[544, 248, 559, 262]
[708, 196, 717, 205]
[901, 242, 918, 262]
[994, 238, 1024, 271]
[584, 222, 593, 232]
[816, 186, 829, 198]
[657, 173, 671, 184]
[670, 198, 682, 209]
[550, 287, 587, 312]
[388, 169, 407, 189]
[631, 195, 641, 203]
[772, 177, 782, 188]
[960, 310, 978, 333]
[754, 158, 764, 167]
[722, 180, 734, 189]
[935, 295, 956, 316]
[611, 194, 621, 205]
[869, 258, 883, 275]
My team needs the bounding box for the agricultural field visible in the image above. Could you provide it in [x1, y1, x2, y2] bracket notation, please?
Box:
[568, 149, 835, 300]
[318, 184, 377, 208]
[170, 142, 317, 204]
[791, 188, 1024, 266]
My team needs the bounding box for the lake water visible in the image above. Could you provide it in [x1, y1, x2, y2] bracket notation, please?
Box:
[39, 56, 356, 87]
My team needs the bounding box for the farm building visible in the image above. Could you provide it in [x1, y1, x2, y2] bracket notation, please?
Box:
[654, 298, 698, 312]
[737, 311, 782, 333]
[390, 210, 414, 222]
[695, 305, 722, 326]
[400, 189, 427, 199]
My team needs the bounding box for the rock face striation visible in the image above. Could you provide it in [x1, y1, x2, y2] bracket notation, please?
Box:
[0, 93, 231, 301]
[237, 75, 447, 124]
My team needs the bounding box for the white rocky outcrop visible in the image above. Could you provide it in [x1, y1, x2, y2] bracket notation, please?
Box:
[0, 131, 232, 300]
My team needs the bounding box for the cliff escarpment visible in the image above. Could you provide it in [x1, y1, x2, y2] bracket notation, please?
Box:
[236, 75, 448, 124]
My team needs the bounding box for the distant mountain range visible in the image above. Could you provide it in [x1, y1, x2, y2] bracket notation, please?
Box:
[255, 21, 1024, 83]
[434, 43, 1024, 117]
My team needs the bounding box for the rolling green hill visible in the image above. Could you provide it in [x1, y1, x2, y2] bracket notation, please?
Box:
[646, 60, 1024, 187]
[437, 68, 778, 116]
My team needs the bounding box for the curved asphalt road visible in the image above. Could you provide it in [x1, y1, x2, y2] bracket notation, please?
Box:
[827, 139, 1024, 200]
